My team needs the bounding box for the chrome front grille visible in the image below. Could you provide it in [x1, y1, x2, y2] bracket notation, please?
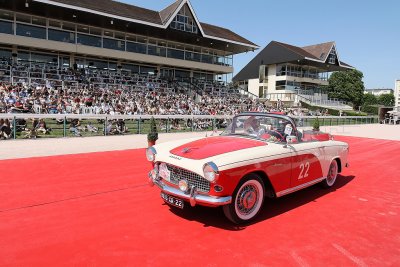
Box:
[166, 164, 210, 193]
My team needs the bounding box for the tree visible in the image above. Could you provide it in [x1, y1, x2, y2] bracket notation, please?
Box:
[361, 93, 378, 114]
[326, 69, 365, 109]
[362, 93, 378, 106]
[378, 93, 395, 107]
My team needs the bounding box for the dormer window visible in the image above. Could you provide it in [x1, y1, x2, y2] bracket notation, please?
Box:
[170, 5, 198, 34]
[327, 47, 337, 64]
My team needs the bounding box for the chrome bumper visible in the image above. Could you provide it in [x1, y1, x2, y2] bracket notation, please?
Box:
[148, 173, 231, 207]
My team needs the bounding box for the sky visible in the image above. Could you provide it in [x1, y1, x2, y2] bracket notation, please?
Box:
[120, 0, 400, 89]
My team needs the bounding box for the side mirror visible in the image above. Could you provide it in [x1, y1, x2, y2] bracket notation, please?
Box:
[286, 135, 298, 144]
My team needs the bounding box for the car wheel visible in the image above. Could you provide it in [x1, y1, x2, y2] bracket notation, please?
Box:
[322, 160, 338, 188]
[223, 173, 264, 224]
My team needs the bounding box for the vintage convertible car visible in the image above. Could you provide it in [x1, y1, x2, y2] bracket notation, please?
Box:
[146, 112, 349, 224]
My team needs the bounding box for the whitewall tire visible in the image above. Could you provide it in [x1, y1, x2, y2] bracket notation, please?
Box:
[223, 173, 264, 224]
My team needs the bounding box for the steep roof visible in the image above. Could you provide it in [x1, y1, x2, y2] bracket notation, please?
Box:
[233, 41, 354, 81]
[33, 0, 258, 48]
[159, 0, 183, 24]
[302, 41, 335, 61]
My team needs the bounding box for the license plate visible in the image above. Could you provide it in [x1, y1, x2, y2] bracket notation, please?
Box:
[161, 192, 184, 209]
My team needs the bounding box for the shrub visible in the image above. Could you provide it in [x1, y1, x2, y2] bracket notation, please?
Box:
[313, 117, 320, 131]
[147, 117, 158, 142]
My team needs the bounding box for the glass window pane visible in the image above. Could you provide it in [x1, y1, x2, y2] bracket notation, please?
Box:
[32, 17, 46, 26]
[48, 29, 75, 43]
[103, 38, 125, 51]
[16, 24, 46, 39]
[77, 34, 101, 47]
[0, 21, 13, 34]
[121, 64, 139, 73]
[175, 70, 190, 78]
[16, 13, 31, 23]
[201, 54, 213, 64]
[62, 22, 75, 31]
[103, 30, 113, 37]
[140, 66, 155, 75]
[136, 36, 147, 43]
[114, 32, 125, 40]
[49, 20, 61, 28]
[77, 25, 89, 33]
[148, 45, 166, 57]
[126, 42, 146, 54]
[90, 27, 101, 36]
[0, 49, 12, 61]
[0, 11, 13, 21]
[167, 48, 184, 60]
[31, 53, 54, 64]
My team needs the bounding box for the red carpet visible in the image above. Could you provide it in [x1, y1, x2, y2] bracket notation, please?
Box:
[0, 136, 399, 266]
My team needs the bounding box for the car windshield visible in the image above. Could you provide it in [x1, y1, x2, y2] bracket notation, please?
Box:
[221, 114, 296, 143]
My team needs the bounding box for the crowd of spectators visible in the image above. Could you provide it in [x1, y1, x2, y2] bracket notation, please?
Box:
[0, 81, 279, 116]
[0, 62, 337, 140]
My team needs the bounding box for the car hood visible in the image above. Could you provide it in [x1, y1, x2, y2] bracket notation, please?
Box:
[169, 136, 266, 160]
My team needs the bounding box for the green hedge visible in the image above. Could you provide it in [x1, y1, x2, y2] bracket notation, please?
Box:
[300, 101, 367, 116]
[361, 105, 379, 115]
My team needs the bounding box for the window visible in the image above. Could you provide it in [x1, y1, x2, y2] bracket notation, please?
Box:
[62, 22, 75, 31]
[148, 45, 166, 57]
[48, 29, 75, 43]
[103, 38, 125, 51]
[126, 42, 146, 54]
[77, 34, 101, 47]
[16, 24, 46, 39]
[31, 17, 46, 26]
[114, 32, 125, 40]
[77, 25, 89, 34]
[0, 49, 12, 60]
[140, 66, 155, 75]
[90, 27, 102, 36]
[175, 70, 190, 78]
[16, 13, 31, 23]
[49, 20, 62, 28]
[167, 48, 184, 60]
[170, 5, 198, 34]
[121, 64, 139, 73]
[0, 12, 13, 21]
[0, 21, 13, 34]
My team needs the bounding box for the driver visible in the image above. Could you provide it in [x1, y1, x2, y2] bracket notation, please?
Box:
[244, 116, 260, 134]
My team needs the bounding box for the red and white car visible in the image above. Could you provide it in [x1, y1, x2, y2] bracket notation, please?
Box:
[147, 112, 349, 224]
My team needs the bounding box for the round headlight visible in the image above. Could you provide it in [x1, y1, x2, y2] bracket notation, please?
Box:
[146, 147, 157, 162]
[203, 162, 219, 183]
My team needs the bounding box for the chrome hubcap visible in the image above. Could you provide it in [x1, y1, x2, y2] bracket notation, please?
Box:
[237, 184, 259, 215]
[327, 162, 338, 185]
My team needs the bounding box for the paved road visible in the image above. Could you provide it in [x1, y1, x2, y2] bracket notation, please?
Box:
[1, 124, 399, 160]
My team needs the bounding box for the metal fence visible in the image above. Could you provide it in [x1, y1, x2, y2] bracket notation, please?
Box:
[0, 114, 379, 140]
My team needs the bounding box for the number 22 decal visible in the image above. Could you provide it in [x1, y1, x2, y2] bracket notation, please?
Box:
[298, 162, 310, 179]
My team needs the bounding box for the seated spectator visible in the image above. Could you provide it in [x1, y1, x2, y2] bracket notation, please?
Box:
[86, 122, 98, 133]
[0, 118, 12, 139]
[69, 119, 82, 137]
[115, 119, 128, 134]
[35, 118, 50, 134]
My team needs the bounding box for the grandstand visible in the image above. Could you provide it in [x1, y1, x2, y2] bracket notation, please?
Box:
[0, 0, 259, 113]
[233, 41, 355, 110]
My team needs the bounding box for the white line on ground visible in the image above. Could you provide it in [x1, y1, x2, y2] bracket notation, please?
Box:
[332, 243, 368, 267]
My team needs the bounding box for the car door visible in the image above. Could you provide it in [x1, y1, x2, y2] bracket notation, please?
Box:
[288, 141, 325, 188]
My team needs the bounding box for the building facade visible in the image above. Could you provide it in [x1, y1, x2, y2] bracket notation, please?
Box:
[364, 88, 394, 96]
[0, 0, 257, 83]
[395, 80, 400, 108]
[233, 41, 353, 101]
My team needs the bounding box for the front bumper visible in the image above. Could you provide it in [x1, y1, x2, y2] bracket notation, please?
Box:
[148, 173, 232, 207]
